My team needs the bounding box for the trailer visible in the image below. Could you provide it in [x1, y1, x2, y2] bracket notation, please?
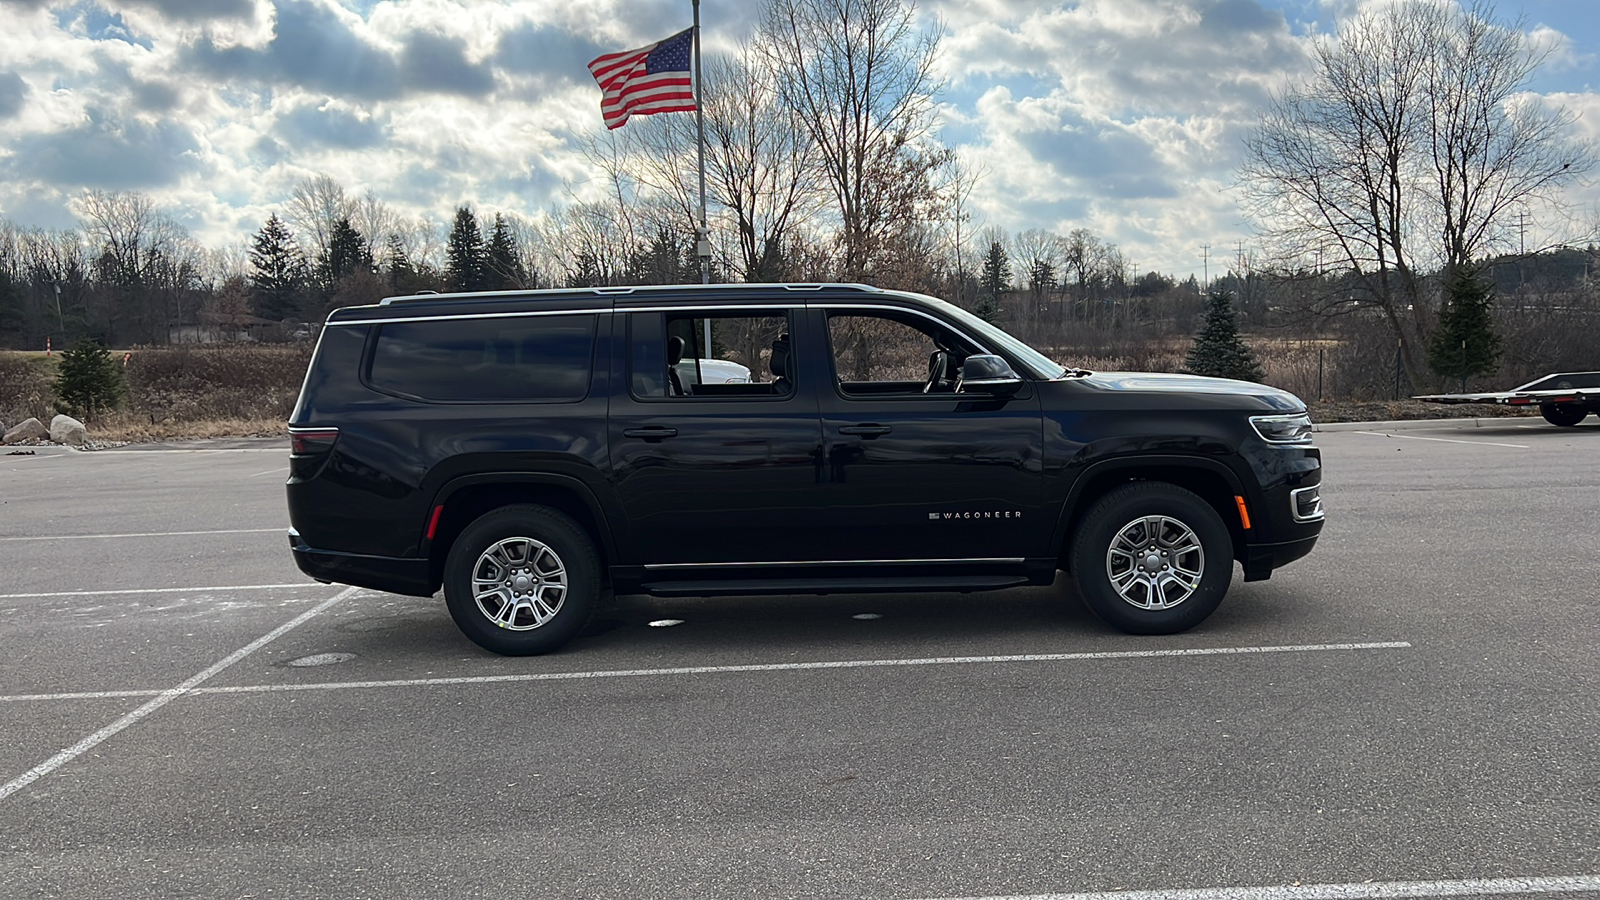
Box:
[1413, 372, 1600, 426]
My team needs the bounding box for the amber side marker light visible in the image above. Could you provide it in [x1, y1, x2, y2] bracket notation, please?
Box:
[1234, 495, 1252, 530]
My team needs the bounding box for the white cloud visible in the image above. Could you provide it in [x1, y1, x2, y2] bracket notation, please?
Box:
[0, 0, 1594, 281]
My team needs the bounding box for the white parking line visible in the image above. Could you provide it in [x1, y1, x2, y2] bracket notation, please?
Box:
[248, 467, 289, 477]
[0, 642, 1412, 703]
[0, 528, 282, 543]
[0, 586, 359, 804]
[0, 582, 325, 600]
[1355, 431, 1529, 449]
[912, 874, 1600, 899]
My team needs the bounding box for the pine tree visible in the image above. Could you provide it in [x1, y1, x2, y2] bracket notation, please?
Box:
[566, 251, 603, 288]
[248, 214, 307, 321]
[385, 234, 420, 294]
[483, 214, 526, 290]
[1185, 291, 1264, 382]
[53, 338, 124, 418]
[446, 206, 487, 292]
[628, 228, 686, 284]
[1427, 269, 1500, 389]
[319, 216, 373, 290]
[973, 240, 1010, 324]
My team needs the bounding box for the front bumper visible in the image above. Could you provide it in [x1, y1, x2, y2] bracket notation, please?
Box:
[289, 530, 436, 597]
[1241, 533, 1320, 582]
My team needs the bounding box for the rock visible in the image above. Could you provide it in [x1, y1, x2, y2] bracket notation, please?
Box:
[3, 417, 49, 445]
[49, 414, 87, 447]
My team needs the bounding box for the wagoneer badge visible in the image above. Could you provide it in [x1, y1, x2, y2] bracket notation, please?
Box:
[929, 511, 1022, 520]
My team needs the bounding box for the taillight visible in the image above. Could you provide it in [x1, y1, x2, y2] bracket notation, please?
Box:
[289, 427, 340, 456]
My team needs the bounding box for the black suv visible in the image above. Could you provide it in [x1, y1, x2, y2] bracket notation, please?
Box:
[287, 283, 1323, 655]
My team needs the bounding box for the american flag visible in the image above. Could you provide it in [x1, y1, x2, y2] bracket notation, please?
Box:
[587, 28, 696, 130]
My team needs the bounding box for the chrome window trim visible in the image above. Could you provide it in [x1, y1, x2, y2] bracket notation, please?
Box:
[643, 557, 1027, 570]
[328, 308, 604, 327]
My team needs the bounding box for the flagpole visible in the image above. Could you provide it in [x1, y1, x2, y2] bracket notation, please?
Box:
[693, 0, 711, 356]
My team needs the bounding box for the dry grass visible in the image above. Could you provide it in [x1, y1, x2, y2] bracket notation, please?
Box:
[123, 345, 312, 425]
[85, 414, 292, 442]
[0, 352, 57, 426]
[1, 345, 310, 440]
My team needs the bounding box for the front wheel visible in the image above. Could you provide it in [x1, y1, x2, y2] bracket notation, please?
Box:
[1069, 483, 1233, 635]
[1539, 403, 1587, 427]
[443, 505, 600, 655]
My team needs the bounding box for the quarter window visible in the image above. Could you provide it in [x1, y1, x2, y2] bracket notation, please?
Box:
[369, 315, 595, 402]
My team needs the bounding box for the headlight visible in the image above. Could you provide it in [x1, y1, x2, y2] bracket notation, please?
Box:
[1250, 413, 1314, 444]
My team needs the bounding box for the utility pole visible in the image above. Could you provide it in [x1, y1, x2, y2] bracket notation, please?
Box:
[1201, 245, 1209, 289]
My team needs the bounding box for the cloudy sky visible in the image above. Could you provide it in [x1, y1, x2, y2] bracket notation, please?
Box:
[0, 0, 1596, 278]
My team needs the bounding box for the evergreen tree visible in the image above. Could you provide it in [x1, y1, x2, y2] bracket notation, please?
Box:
[1427, 269, 1500, 389]
[483, 213, 526, 290]
[53, 338, 124, 418]
[385, 234, 419, 293]
[973, 240, 1010, 324]
[1185, 291, 1264, 382]
[446, 206, 487, 292]
[248, 213, 307, 321]
[566, 251, 603, 288]
[628, 228, 686, 284]
[319, 216, 373, 289]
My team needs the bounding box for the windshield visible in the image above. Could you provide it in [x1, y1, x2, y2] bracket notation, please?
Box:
[905, 293, 1069, 380]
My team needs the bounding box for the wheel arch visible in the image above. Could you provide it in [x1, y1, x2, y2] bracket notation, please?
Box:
[423, 474, 617, 593]
[1052, 456, 1248, 571]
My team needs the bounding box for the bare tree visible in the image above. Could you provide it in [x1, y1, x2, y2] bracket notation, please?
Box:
[349, 190, 400, 264]
[758, 0, 949, 280]
[285, 174, 352, 265]
[1240, 0, 1594, 388]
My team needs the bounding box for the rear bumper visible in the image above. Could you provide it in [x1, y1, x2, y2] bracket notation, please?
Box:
[289, 530, 436, 597]
[1241, 533, 1320, 582]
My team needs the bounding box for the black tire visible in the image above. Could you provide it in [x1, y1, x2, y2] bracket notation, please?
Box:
[1539, 403, 1587, 427]
[1068, 482, 1233, 635]
[443, 505, 600, 655]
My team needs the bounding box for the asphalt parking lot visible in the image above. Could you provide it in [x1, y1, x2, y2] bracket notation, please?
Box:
[1, 420, 1598, 900]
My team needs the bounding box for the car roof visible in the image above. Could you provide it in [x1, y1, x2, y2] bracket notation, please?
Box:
[324, 283, 932, 325]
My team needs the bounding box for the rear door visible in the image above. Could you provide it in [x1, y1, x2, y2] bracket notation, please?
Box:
[606, 304, 824, 566]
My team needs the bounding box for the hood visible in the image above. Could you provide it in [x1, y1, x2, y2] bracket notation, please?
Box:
[1075, 371, 1306, 412]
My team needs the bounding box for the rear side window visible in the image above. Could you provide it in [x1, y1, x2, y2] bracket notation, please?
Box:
[369, 314, 595, 403]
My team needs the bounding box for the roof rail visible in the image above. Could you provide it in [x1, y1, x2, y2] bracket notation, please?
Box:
[377, 282, 884, 306]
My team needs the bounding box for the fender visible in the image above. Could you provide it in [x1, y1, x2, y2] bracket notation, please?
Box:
[422, 471, 621, 562]
[1048, 453, 1251, 558]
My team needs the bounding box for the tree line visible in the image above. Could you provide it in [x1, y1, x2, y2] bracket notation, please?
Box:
[1, 0, 1596, 397]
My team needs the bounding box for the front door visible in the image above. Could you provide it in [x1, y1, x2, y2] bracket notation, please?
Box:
[607, 307, 823, 566]
[805, 305, 1047, 563]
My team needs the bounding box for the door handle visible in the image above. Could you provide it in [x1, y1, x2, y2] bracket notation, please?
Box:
[838, 424, 892, 437]
[622, 426, 678, 441]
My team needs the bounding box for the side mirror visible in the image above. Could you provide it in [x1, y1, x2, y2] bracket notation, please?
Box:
[956, 354, 1023, 396]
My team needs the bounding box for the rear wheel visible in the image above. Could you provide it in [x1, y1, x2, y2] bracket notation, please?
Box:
[1069, 482, 1233, 635]
[443, 505, 600, 655]
[1539, 403, 1587, 427]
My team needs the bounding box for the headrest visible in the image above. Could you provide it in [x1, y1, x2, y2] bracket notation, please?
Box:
[667, 335, 686, 365]
[769, 332, 791, 380]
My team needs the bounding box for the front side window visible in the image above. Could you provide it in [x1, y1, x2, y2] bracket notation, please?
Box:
[369, 314, 595, 402]
[827, 310, 981, 396]
[628, 310, 792, 400]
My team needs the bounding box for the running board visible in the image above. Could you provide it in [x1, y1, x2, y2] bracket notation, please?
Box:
[639, 575, 1030, 597]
